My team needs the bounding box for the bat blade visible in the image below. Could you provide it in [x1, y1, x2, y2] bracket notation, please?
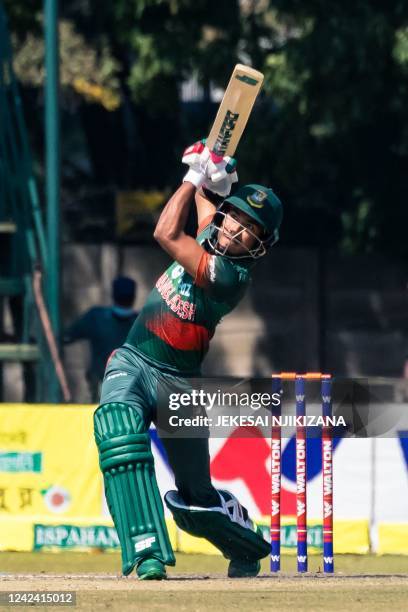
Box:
[206, 64, 264, 158]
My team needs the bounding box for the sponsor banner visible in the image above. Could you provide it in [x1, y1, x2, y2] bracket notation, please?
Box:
[0, 404, 101, 518]
[263, 519, 369, 554]
[0, 517, 177, 552]
[33, 520, 177, 552]
[0, 514, 367, 555]
[0, 404, 406, 554]
[34, 524, 120, 550]
[0, 516, 113, 552]
[205, 435, 408, 529]
[0, 452, 42, 473]
[377, 523, 408, 555]
[178, 520, 369, 556]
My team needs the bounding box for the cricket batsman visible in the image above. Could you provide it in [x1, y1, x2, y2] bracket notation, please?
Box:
[94, 141, 283, 580]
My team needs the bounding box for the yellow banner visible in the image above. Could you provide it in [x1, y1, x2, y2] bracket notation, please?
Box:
[178, 518, 370, 556]
[378, 523, 408, 555]
[0, 404, 400, 557]
[0, 404, 101, 521]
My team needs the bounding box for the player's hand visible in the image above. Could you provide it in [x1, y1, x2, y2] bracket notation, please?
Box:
[204, 155, 238, 197]
[182, 140, 208, 188]
[182, 140, 238, 196]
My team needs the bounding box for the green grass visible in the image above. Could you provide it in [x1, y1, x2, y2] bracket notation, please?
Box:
[1, 551, 408, 575]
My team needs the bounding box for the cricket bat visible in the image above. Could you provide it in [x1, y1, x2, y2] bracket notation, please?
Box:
[206, 64, 264, 159]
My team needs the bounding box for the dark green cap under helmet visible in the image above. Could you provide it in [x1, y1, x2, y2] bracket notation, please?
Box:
[225, 184, 283, 236]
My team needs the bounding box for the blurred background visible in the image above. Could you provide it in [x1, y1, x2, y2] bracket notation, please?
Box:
[1, 0, 408, 402]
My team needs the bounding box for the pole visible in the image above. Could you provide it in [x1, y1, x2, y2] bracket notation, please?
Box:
[295, 375, 307, 572]
[44, 0, 60, 402]
[322, 376, 334, 573]
[270, 375, 282, 572]
[369, 437, 377, 552]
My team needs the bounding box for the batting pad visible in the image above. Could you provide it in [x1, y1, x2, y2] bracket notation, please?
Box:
[165, 489, 270, 562]
[94, 403, 175, 574]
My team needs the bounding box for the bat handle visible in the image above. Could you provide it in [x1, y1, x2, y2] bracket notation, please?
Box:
[209, 150, 224, 164]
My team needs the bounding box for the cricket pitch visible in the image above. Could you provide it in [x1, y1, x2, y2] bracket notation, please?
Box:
[1, 553, 407, 611]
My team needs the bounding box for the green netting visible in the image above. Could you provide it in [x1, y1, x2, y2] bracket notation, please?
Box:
[0, 2, 51, 400]
[0, 1, 47, 268]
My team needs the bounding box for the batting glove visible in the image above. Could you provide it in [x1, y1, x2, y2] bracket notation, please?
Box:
[182, 140, 208, 188]
[182, 139, 238, 196]
[204, 155, 238, 197]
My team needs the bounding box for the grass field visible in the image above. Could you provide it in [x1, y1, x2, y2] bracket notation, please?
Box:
[1, 553, 408, 611]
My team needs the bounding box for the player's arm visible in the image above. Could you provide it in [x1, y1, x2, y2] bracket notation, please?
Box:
[154, 142, 238, 277]
[63, 309, 92, 343]
[153, 182, 205, 278]
[195, 188, 216, 229]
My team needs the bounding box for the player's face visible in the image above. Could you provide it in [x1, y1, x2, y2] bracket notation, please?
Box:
[217, 207, 263, 255]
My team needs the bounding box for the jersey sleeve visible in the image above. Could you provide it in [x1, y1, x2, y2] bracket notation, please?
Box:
[194, 252, 247, 303]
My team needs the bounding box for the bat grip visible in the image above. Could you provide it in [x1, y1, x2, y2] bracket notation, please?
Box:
[209, 150, 224, 164]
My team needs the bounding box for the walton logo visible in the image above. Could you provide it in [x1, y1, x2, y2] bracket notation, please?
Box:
[247, 190, 267, 208]
[297, 500, 306, 516]
[297, 555, 307, 563]
[324, 501, 333, 518]
[271, 472, 281, 495]
[270, 554, 280, 562]
[324, 556, 333, 564]
[271, 499, 280, 516]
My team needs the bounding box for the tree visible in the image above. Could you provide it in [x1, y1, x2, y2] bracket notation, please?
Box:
[3, 0, 408, 254]
[250, 1, 408, 255]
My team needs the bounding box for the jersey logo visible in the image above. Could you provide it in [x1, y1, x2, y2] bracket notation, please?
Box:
[179, 282, 191, 297]
[106, 372, 128, 381]
[247, 189, 267, 208]
[155, 272, 196, 321]
[171, 265, 184, 279]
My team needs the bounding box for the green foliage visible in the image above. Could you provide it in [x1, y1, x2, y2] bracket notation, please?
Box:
[249, 1, 408, 255]
[2, 0, 408, 254]
[11, 19, 120, 108]
[394, 26, 408, 68]
[63, 0, 241, 110]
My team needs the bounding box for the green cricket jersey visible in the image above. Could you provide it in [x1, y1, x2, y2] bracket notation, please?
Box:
[125, 221, 251, 374]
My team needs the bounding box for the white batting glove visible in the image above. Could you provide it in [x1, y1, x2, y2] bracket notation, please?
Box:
[182, 140, 208, 188]
[182, 140, 238, 196]
[204, 155, 238, 197]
